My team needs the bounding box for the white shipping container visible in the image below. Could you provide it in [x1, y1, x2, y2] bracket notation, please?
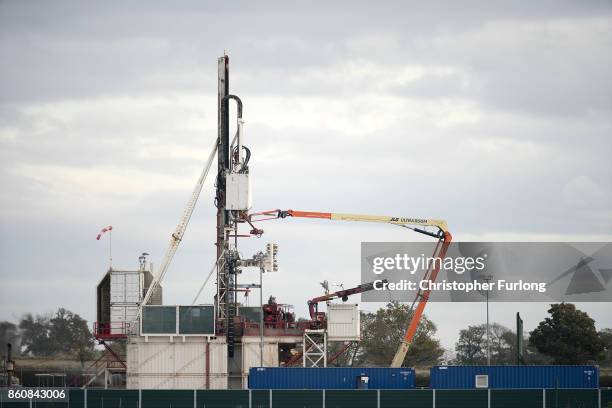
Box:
[109, 305, 138, 334]
[126, 337, 227, 389]
[327, 303, 360, 341]
[110, 271, 142, 304]
[110, 306, 126, 335]
[110, 305, 126, 322]
[125, 306, 139, 325]
[124, 273, 140, 303]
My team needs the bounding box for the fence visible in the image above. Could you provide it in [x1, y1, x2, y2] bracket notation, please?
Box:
[0, 388, 610, 408]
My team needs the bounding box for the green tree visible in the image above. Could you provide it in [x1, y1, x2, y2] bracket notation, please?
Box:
[455, 324, 486, 365]
[18, 308, 94, 362]
[49, 308, 95, 364]
[599, 328, 612, 367]
[357, 302, 444, 367]
[19, 313, 53, 356]
[501, 330, 551, 365]
[529, 303, 604, 364]
[488, 323, 516, 364]
[455, 322, 553, 366]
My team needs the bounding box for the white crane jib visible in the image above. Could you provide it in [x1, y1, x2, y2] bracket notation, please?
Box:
[137, 137, 219, 320]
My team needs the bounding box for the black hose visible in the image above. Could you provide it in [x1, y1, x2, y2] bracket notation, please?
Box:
[222, 94, 242, 118]
[242, 146, 251, 167]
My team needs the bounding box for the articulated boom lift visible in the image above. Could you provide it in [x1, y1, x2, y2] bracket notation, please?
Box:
[248, 209, 452, 368]
[307, 280, 386, 322]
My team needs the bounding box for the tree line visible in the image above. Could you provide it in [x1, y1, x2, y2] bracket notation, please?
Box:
[0, 308, 95, 365]
[330, 302, 611, 367]
[2, 303, 610, 368]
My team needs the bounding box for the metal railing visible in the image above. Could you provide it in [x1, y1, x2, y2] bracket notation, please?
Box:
[93, 321, 131, 340]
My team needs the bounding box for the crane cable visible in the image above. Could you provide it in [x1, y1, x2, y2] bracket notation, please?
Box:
[191, 251, 226, 306]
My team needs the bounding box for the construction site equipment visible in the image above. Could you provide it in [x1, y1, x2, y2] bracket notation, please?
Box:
[262, 296, 295, 328]
[430, 365, 599, 389]
[214, 57, 254, 365]
[2, 343, 19, 386]
[307, 280, 386, 322]
[138, 135, 219, 321]
[326, 303, 360, 341]
[78, 339, 126, 389]
[248, 367, 416, 389]
[248, 208, 452, 368]
[96, 264, 161, 339]
[249, 209, 448, 237]
[303, 330, 327, 367]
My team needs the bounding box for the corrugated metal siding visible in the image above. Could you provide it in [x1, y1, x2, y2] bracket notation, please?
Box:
[110, 305, 126, 322]
[109, 305, 138, 334]
[248, 367, 415, 389]
[110, 271, 141, 303]
[125, 305, 138, 323]
[241, 341, 279, 389]
[110, 272, 124, 303]
[243, 342, 278, 372]
[125, 272, 140, 303]
[430, 365, 599, 389]
[327, 303, 360, 341]
[126, 337, 227, 389]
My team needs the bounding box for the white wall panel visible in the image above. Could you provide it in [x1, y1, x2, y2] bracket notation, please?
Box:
[126, 337, 227, 389]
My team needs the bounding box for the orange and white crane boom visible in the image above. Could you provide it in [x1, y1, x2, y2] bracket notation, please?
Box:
[248, 208, 452, 368]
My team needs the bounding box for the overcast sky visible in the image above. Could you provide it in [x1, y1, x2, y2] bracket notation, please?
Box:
[1, 1, 611, 353]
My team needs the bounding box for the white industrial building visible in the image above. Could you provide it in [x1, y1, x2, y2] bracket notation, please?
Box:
[95, 264, 360, 390]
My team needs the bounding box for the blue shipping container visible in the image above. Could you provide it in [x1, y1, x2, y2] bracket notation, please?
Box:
[248, 367, 416, 389]
[430, 365, 599, 389]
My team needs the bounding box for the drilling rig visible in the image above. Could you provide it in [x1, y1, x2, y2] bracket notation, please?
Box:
[108, 55, 451, 390]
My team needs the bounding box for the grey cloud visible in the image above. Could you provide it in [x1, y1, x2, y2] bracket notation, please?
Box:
[2, 1, 610, 106]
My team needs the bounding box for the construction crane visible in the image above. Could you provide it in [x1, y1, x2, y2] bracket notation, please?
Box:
[138, 84, 247, 323]
[137, 137, 219, 320]
[247, 209, 452, 368]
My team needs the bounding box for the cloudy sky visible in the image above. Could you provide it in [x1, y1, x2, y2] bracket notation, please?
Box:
[1, 1, 611, 353]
